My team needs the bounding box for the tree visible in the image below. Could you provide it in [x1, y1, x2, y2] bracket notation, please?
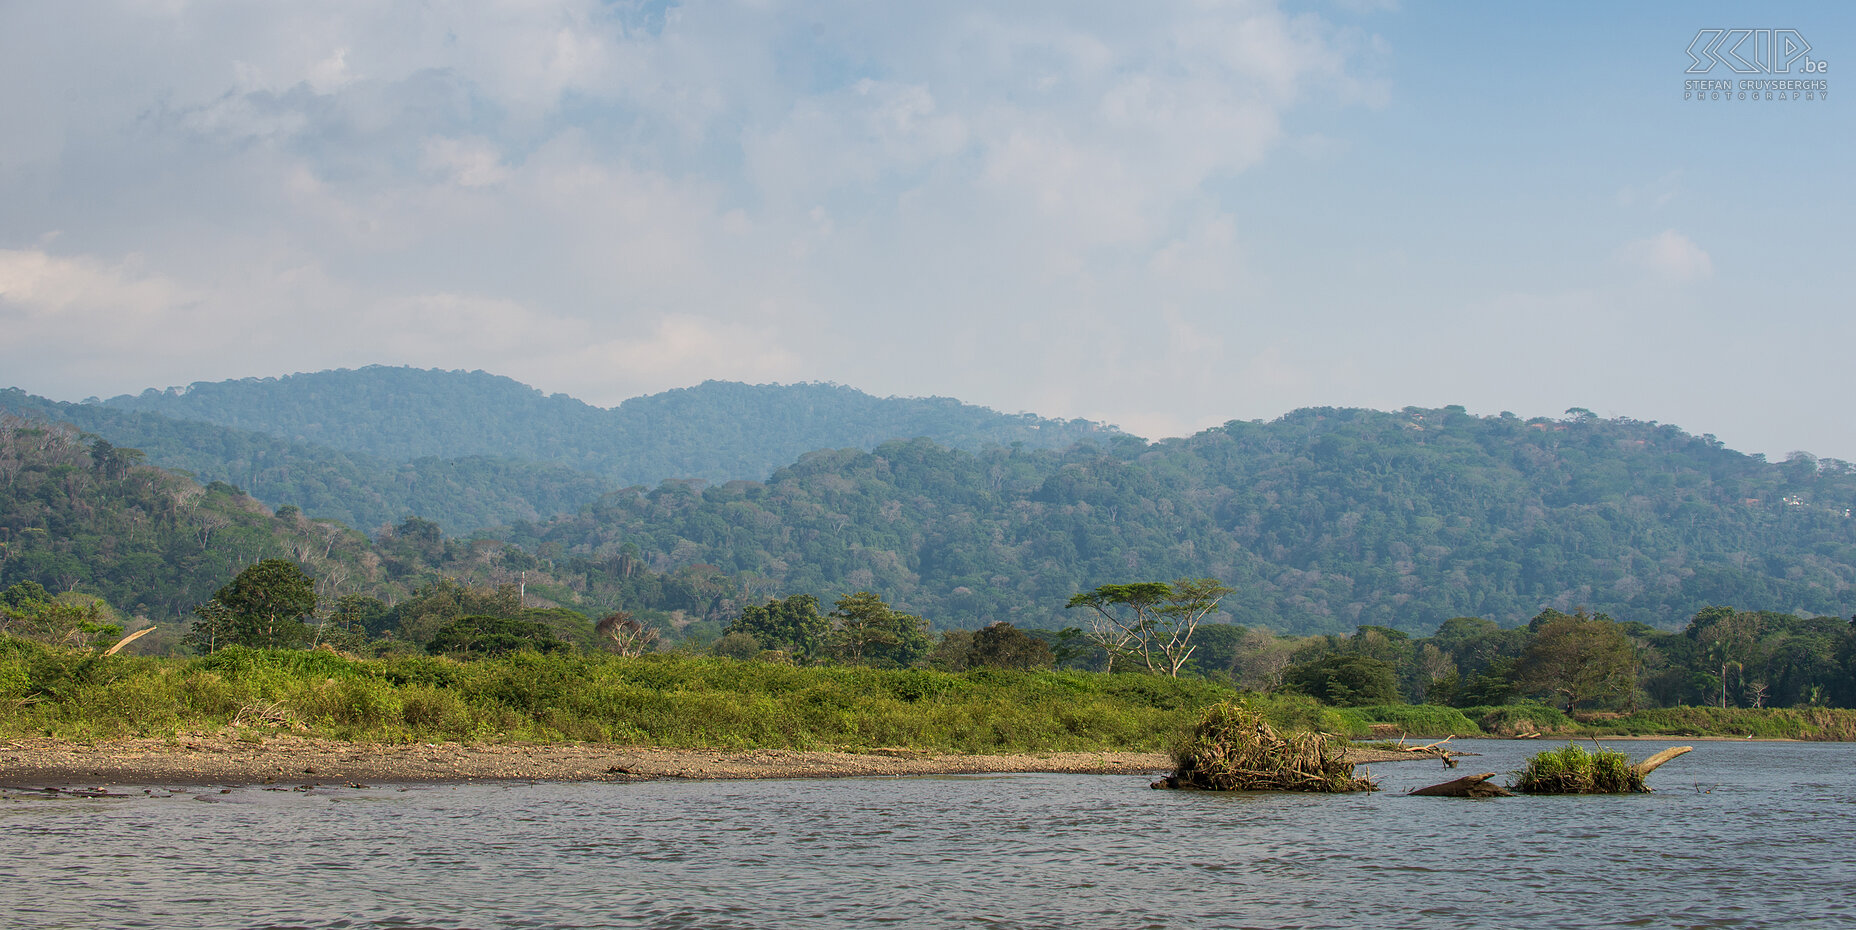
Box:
[595, 610, 659, 657]
[1281, 653, 1400, 706]
[184, 559, 316, 652]
[0, 584, 122, 649]
[426, 615, 568, 657]
[926, 630, 975, 672]
[1689, 607, 1762, 708]
[1065, 578, 1233, 676]
[1229, 627, 1298, 691]
[725, 594, 829, 662]
[966, 622, 1054, 670]
[1516, 610, 1635, 714]
[330, 594, 392, 639]
[825, 592, 929, 667]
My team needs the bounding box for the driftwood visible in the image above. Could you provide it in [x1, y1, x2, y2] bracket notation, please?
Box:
[103, 626, 155, 656]
[1409, 773, 1514, 798]
[1411, 746, 1692, 799]
[1633, 746, 1692, 776]
[1396, 736, 1454, 753]
[1395, 735, 1465, 768]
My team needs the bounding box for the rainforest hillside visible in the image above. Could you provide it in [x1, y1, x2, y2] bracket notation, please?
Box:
[499, 406, 1856, 634]
[0, 416, 733, 638]
[0, 389, 615, 533]
[7, 376, 1855, 637]
[1, 369, 1117, 532]
[97, 367, 1120, 484]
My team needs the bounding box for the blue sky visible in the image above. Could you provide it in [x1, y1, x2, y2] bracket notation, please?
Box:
[1, 1, 1849, 460]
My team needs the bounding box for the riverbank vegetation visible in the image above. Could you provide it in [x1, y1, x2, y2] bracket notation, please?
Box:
[6, 414, 1856, 749]
[0, 640, 1247, 750]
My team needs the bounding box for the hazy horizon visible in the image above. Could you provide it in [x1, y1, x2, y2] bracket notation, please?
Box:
[3, 3, 1850, 460]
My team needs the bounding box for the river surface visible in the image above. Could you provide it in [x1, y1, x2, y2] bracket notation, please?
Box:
[3, 739, 1853, 929]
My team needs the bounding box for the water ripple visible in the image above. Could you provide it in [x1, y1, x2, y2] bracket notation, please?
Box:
[2, 741, 1853, 928]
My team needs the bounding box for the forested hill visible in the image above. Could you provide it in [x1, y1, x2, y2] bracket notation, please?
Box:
[0, 389, 615, 534]
[500, 407, 1856, 635]
[97, 367, 1121, 485]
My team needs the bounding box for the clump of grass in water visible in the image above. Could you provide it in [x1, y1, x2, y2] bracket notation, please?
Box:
[1164, 701, 1376, 792]
[1512, 742, 1646, 794]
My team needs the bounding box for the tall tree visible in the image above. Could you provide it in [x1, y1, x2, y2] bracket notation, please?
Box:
[825, 592, 930, 667]
[1517, 610, 1636, 714]
[1689, 607, 1762, 708]
[198, 559, 317, 650]
[1066, 578, 1233, 676]
[965, 622, 1055, 670]
[724, 594, 829, 663]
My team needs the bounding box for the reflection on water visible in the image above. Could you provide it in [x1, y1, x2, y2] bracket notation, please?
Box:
[3, 740, 1854, 929]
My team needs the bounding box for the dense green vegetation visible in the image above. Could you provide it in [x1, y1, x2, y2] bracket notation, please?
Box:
[11, 373, 1856, 637]
[0, 418, 734, 645]
[7, 410, 1856, 731]
[505, 407, 1856, 634]
[2, 370, 1114, 534]
[0, 388, 616, 533]
[1513, 743, 1645, 794]
[97, 368, 1117, 479]
[0, 643, 1236, 751]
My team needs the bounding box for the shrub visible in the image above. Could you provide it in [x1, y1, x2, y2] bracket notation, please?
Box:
[1512, 743, 1645, 794]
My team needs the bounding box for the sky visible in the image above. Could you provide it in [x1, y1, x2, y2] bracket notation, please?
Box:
[2, 1, 1850, 460]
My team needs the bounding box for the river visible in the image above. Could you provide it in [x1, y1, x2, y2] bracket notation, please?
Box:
[4, 739, 1853, 928]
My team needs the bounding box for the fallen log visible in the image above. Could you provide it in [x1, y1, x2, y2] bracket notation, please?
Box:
[1409, 773, 1513, 798]
[1633, 746, 1692, 776]
[103, 626, 155, 656]
[1397, 736, 1454, 753]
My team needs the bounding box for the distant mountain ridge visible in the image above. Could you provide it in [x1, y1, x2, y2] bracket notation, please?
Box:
[497, 407, 1856, 634]
[2, 367, 1121, 533]
[6, 371, 1855, 636]
[99, 367, 1123, 486]
[0, 388, 615, 533]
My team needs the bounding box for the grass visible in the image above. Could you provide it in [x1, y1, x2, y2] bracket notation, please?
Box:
[0, 640, 1245, 752]
[1512, 742, 1646, 794]
[1331, 704, 1484, 738]
[1578, 706, 1856, 741]
[1462, 704, 1574, 736]
[10, 637, 1854, 750]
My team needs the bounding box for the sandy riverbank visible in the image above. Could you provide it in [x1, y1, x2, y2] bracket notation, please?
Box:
[0, 737, 1422, 787]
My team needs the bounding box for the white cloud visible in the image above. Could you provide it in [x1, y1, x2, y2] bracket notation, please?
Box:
[0, 249, 192, 321]
[420, 137, 511, 189]
[0, 0, 1395, 438]
[1618, 230, 1714, 283]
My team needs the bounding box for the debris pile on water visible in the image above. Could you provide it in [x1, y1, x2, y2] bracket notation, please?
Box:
[1157, 701, 1376, 792]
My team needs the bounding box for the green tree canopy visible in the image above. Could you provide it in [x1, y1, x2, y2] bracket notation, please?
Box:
[426, 615, 569, 657]
[966, 622, 1055, 671]
[725, 594, 829, 662]
[1282, 653, 1401, 706]
[825, 592, 930, 667]
[1066, 578, 1233, 676]
[184, 559, 316, 652]
[1517, 609, 1636, 714]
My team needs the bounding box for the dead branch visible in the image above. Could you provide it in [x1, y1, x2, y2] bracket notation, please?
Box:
[1633, 746, 1693, 776]
[103, 626, 155, 656]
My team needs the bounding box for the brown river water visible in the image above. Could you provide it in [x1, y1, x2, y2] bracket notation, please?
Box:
[3, 739, 1852, 928]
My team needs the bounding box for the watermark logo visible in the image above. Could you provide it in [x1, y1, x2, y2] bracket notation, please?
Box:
[1683, 29, 1829, 102]
[1687, 29, 1826, 73]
